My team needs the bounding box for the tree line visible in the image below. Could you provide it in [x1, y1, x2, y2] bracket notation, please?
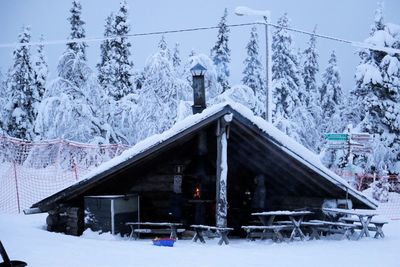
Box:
[0, 1, 398, 177]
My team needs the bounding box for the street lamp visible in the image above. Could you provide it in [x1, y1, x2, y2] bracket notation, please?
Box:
[235, 6, 272, 123]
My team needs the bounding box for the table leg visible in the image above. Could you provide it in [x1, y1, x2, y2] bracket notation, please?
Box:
[374, 224, 385, 239]
[128, 225, 138, 240]
[192, 229, 206, 243]
[289, 216, 306, 241]
[273, 228, 285, 243]
[357, 215, 372, 239]
[218, 230, 230, 245]
[258, 215, 275, 226]
[343, 227, 354, 240]
[260, 229, 268, 240]
[267, 215, 276, 226]
[170, 226, 178, 239]
[309, 227, 320, 240]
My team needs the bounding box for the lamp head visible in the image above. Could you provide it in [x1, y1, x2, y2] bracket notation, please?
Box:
[190, 63, 207, 77]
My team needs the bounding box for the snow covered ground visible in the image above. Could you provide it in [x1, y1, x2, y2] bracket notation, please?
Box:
[1, 213, 399, 267]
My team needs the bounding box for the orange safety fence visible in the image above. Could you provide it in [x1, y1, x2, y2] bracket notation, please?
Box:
[332, 168, 400, 220]
[0, 136, 129, 214]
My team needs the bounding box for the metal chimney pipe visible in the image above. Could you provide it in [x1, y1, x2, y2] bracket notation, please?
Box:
[190, 63, 207, 114]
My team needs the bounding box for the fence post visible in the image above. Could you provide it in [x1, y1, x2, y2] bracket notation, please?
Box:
[72, 158, 79, 181]
[12, 161, 21, 214]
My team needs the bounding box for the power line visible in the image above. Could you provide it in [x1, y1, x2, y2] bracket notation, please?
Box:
[0, 21, 398, 54]
[265, 21, 400, 54]
[0, 22, 259, 48]
[266, 22, 352, 44]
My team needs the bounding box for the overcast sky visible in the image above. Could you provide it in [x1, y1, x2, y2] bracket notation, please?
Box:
[0, 0, 399, 92]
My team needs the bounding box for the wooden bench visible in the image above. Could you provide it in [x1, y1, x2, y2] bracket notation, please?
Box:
[300, 221, 325, 240]
[241, 225, 294, 242]
[310, 220, 358, 240]
[131, 228, 185, 238]
[125, 222, 184, 240]
[340, 217, 388, 238]
[190, 225, 233, 245]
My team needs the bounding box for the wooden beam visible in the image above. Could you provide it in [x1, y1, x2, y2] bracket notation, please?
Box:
[215, 115, 231, 227]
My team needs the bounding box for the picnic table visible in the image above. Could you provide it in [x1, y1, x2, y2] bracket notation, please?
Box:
[190, 225, 234, 245]
[251, 210, 313, 241]
[125, 222, 184, 240]
[322, 208, 380, 240]
[309, 220, 358, 240]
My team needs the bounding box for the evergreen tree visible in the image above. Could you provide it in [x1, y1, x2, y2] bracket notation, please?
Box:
[372, 166, 390, 202]
[302, 26, 319, 108]
[272, 14, 318, 151]
[36, 1, 119, 144]
[58, 0, 89, 89]
[35, 68, 117, 144]
[134, 39, 191, 143]
[108, 0, 135, 100]
[353, 4, 400, 173]
[271, 14, 302, 136]
[97, 13, 115, 95]
[57, 49, 90, 89]
[0, 69, 3, 92]
[211, 8, 231, 92]
[242, 26, 265, 117]
[0, 69, 5, 133]
[67, 0, 87, 59]
[0, 68, 12, 134]
[33, 35, 48, 106]
[302, 28, 323, 151]
[319, 51, 343, 127]
[319, 52, 345, 166]
[106, 93, 138, 145]
[158, 35, 171, 59]
[172, 43, 182, 72]
[6, 26, 36, 140]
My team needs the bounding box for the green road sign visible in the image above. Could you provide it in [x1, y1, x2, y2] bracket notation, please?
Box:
[324, 133, 349, 141]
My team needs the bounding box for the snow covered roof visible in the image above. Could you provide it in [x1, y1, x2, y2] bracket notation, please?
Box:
[31, 101, 377, 211]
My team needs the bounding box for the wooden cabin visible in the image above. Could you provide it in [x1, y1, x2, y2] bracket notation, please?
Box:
[27, 102, 377, 236]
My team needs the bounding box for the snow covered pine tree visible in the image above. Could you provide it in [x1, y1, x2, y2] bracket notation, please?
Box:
[108, 0, 135, 100]
[35, 0, 115, 144]
[353, 3, 400, 174]
[242, 26, 265, 117]
[272, 13, 316, 151]
[319, 51, 343, 136]
[318, 51, 349, 171]
[172, 43, 182, 74]
[6, 26, 36, 140]
[97, 13, 115, 97]
[0, 69, 6, 133]
[134, 37, 191, 143]
[211, 8, 231, 93]
[32, 35, 48, 117]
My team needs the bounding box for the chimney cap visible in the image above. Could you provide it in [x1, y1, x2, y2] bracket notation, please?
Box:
[190, 63, 207, 76]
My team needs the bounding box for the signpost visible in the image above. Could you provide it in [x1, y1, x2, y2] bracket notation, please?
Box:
[324, 126, 372, 187]
[351, 133, 371, 141]
[324, 129, 371, 153]
[325, 133, 349, 141]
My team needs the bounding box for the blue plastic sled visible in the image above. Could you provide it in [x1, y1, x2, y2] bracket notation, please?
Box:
[152, 238, 176, 247]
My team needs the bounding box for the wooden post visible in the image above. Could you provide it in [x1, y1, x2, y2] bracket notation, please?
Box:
[215, 114, 232, 227]
[13, 161, 21, 214]
[72, 158, 79, 181]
